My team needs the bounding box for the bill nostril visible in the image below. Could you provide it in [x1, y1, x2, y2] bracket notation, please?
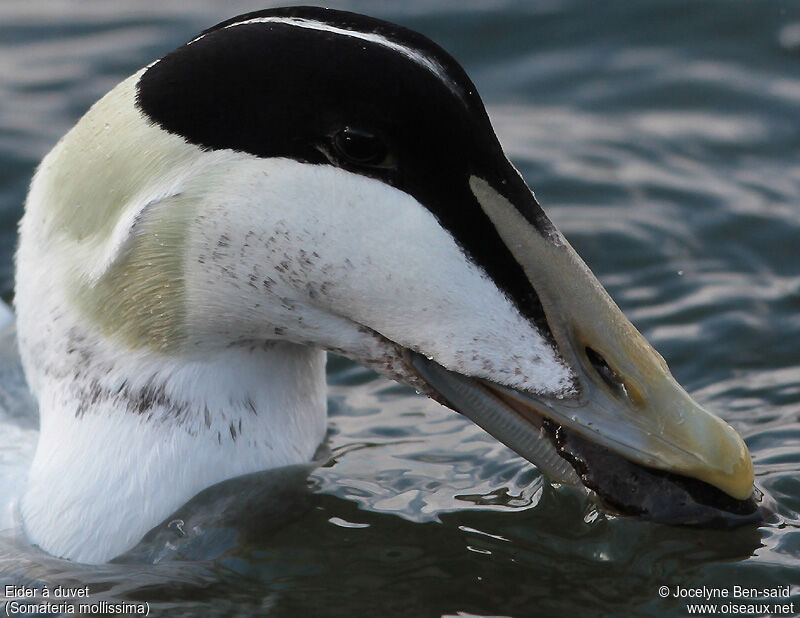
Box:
[584, 347, 629, 399]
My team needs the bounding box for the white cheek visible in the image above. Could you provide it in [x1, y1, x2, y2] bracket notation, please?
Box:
[186, 157, 574, 396]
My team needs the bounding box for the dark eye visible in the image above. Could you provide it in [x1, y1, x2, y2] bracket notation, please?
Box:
[332, 127, 389, 166]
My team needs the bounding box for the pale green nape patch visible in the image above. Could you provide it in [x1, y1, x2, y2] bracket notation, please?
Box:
[33, 70, 199, 243]
[27, 68, 207, 353]
[72, 194, 195, 353]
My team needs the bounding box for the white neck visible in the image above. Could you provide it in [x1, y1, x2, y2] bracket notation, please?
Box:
[18, 306, 327, 564]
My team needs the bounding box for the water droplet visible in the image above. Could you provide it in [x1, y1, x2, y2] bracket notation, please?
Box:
[167, 519, 186, 537]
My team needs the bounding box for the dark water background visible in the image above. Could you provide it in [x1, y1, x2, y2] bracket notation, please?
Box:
[1, 1, 800, 616]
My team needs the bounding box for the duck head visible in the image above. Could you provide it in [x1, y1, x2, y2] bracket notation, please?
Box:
[17, 7, 759, 562]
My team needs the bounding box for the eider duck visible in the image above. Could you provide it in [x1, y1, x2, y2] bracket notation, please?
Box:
[14, 7, 756, 564]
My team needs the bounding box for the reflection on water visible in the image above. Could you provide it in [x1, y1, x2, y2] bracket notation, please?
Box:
[1, 0, 799, 615]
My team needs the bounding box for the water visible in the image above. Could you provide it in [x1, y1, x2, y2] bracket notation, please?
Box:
[1, 0, 799, 615]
